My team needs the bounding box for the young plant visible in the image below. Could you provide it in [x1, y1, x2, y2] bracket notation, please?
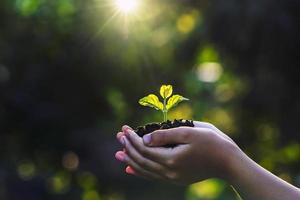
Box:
[139, 85, 189, 122]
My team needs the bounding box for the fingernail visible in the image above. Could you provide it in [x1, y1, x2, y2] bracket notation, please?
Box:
[124, 129, 130, 136]
[120, 136, 126, 146]
[125, 166, 135, 175]
[123, 126, 132, 135]
[125, 129, 134, 137]
[143, 134, 151, 145]
[115, 152, 125, 162]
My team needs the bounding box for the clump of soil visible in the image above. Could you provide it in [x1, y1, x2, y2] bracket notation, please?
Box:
[135, 119, 194, 137]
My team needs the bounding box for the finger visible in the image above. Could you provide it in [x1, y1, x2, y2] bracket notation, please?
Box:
[116, 132, 126, 145]
[115, 150, 162, 180]
[143, 127, 193, 147]
[122, 136, 166, 176]
[117, 132, 125, 140]
[123, 129, 173, 165]
[194, 121, 234, 143]
[194, 121, 224, 135]
[122, 125, 133, 132]
[125, 166, 151, 179]
[125, 166, 160, 181]
[193, 121, 216, 129]
[115, 150, 126, 162]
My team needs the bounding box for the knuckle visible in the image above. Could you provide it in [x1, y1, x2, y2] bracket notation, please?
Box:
[153, 130, 168, 142]
[166, 158, 176, 167]
[156, 165, 165, 173]
[177, 127, 191, 140]
[160, 133, 167, 143]
[166, 171, 178, 180]
[181, 131, 191, 141]
[154, 130, 164, 139]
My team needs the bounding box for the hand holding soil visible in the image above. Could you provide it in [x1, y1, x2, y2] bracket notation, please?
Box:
[115, 123, 300, 199]
[115, 121, 238, 184]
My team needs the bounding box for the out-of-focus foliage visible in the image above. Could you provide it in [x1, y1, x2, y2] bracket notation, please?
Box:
[0, 0, 299, 199]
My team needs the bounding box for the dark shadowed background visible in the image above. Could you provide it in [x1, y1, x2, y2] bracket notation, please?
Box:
[0, 0, 299, 199]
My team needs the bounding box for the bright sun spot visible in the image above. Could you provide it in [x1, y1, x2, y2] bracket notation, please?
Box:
[115, 0, 139, 14]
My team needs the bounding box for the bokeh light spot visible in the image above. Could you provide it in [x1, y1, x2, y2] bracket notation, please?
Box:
[47, 171, 71, 194]
[151, 28, 171, 47]
[15, 0, 41, 16]
[215, 84, 235, 102]
[187, 179, 225, 199]
[197, 45, 219, 63]
[168, 104, 193, 120]
[17, 161, 36, 181]
[256, 123, 279, 142]
[57, 0, 76, 17]
[197, 62, 223, 83]
[177, 14, 196, 34]
[62, 151, 79, 171]
[107, 89, 127, 120]
[77, 172, 98, 190]
[282, 144, 300, 162]
[82, 190, 101, 200]
[260, 157, 275, 171]
[203, 108, 236, 133]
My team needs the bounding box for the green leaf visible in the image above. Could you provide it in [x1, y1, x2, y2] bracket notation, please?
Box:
[166, 95, 189, 110]
[160, 85, 173, 99]
[139, 94, 163, 111]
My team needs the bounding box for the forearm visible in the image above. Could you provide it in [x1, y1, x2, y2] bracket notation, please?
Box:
[226, 146, 300, 200]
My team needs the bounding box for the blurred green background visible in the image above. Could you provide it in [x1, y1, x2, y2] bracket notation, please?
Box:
[0, 0, 299, 199]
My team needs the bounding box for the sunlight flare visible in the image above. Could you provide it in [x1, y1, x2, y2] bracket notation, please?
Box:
[114, 0, 139, 14]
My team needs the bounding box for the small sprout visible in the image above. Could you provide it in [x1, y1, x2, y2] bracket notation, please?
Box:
[139, 85, 189, 121]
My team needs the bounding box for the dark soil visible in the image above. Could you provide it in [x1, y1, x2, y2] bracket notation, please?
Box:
[135, 119, 194, 137]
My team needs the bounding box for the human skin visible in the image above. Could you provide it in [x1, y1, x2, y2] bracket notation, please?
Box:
[115, 122, 300, 200]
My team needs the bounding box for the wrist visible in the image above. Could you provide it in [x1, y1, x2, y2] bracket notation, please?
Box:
[221, 142, 246, 184]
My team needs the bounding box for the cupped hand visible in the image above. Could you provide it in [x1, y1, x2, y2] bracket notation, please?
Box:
[115, 121, 239, 185]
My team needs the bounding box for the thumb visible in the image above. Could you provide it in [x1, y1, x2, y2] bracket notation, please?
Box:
[143, 127, 191, 147]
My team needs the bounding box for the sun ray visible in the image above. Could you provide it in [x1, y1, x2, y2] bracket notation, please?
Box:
[82, 0, 145, 46]
[85, 10, 121, 46]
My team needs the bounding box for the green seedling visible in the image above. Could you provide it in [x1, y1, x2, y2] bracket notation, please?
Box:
[139, 85, 189, 122]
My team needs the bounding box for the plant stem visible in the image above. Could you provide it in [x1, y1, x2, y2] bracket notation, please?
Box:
[163, 97, 167, 122]
[163, 111, 167, 122]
